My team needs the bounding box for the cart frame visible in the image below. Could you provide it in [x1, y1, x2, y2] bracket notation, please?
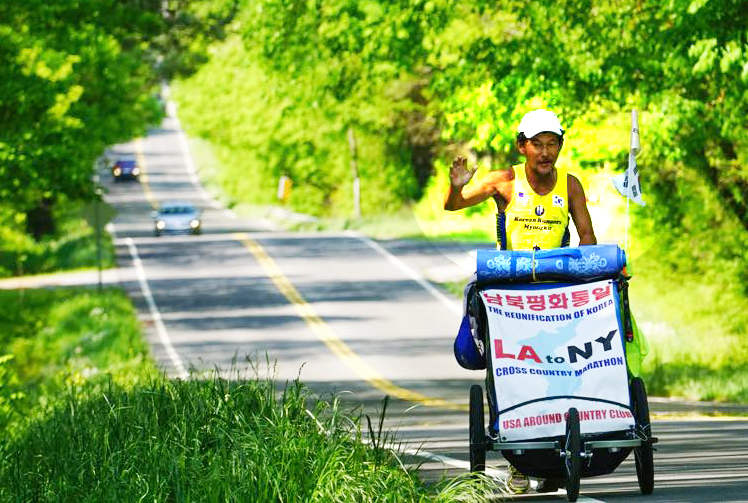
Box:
[467, 273, 656, 501]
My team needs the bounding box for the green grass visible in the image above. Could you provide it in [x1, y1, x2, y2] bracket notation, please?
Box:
[1, 369, 493, 502]
[0, 287, 158, 433]
[0, 286, 495, 501]
[627, 253, 748, 401]
[645, 361, 748, 403]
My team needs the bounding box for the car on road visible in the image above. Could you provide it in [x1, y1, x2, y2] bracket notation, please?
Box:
[152, 201, 202, 237]
[112, 158, 140, 181]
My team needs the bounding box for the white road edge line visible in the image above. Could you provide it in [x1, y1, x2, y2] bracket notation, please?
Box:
[125, 237, 188, 379]
[163, 87, 218, 210]
[401, 445, 500, 476]
[348, 231, 462, 315]
[401, 446, 604, 501]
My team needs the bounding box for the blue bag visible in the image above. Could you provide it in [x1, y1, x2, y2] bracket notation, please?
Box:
[453, 314, 486, 370]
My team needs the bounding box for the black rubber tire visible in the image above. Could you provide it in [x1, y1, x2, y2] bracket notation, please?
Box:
[564, 407, 582, 502]
[631, 377, 655, 495]
[469, 384, 486, 472]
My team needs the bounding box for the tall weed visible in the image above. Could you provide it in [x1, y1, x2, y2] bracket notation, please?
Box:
[1, 373, 490, 502]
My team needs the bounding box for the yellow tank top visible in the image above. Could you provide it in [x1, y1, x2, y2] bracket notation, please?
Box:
[497, 164, 570, 250]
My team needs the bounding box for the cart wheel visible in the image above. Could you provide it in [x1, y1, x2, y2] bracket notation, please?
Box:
[469, 384, 486, 472]
[564, 407, 582, 502]
[631, 377, 654, 495]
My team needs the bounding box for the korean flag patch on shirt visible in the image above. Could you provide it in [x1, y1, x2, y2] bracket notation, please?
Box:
[517, 191, 528, 204]
[552, 194, 565, 208]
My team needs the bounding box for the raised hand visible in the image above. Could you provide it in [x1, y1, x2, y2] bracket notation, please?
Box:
[449, 157, 477, 188]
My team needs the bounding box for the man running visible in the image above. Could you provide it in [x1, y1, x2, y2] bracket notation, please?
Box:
[445, 109, 596, 494]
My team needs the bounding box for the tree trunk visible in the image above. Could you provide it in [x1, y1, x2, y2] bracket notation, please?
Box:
[26, 198, 56, 241]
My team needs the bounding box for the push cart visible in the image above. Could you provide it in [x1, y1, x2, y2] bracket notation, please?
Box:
[463, 245, 656, 501]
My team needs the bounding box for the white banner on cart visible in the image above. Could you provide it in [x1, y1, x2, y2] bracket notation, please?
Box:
[481, 279, 633, 441]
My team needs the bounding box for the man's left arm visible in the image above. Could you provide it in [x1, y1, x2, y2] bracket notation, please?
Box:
[568, 174, 597, 245]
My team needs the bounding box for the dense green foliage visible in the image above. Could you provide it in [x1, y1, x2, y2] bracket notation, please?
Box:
[175, 0, 748, 223]
[0, 0, 239, 240]
[2, 371, 488, 502]
[2, 0, 159, 210]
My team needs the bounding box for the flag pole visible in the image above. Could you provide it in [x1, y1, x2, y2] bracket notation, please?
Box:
[610, 110, 644, 255]
[625, 110, 639, 252]
[625, 175, 630, 251]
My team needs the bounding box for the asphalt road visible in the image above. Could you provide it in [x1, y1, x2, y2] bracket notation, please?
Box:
[92, 100, 748, 502]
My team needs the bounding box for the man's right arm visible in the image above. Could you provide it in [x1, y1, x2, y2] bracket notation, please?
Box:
[444, 185, 496, 210]
[444, 157, 503, 211]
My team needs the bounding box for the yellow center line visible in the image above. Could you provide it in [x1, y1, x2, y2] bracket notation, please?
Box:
[233, 232, 466, 411]
[135, 138, 158, 210]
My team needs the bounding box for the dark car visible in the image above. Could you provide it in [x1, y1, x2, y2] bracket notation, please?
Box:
[112, 159, 140, 181]
[152, 201, 202, 237]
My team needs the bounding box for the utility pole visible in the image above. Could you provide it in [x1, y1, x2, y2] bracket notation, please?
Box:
[347, 127, 360, 218]
[93, 174, 103, 291]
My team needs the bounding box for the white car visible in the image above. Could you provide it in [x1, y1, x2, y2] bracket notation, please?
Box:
[152, 201, 202, 237]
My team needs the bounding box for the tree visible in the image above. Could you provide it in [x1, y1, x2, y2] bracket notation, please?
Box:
[0, 0, 239, 238]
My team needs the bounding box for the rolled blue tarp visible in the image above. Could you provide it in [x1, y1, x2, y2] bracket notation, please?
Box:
[476, 245, 626, 284]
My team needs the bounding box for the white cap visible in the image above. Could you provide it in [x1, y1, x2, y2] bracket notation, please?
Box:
[517, 109, 564, 138]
